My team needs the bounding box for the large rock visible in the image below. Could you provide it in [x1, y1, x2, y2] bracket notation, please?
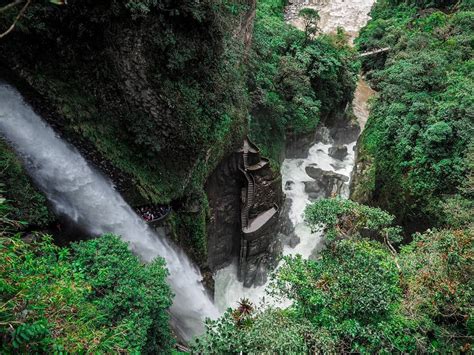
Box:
[285, 130, 317, 159]
[205, 154, 243, 271]
[328, 145, 348, 160]
[314, 126, 333, 145]
[305, 164, 349, 199]
[330, 123, 361, 145]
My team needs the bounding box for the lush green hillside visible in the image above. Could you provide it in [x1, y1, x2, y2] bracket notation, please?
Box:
[352, 0, 473, 230]
[248, 0, 358, 163]
[0, 197, 172, 353]
[195, 199, 473, 353]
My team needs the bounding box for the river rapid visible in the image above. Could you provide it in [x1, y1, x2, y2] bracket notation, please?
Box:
[214, 0, 376, 312]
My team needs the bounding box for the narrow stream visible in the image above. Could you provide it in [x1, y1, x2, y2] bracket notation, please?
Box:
[0, 83, 219, 341]
[215, 0, 375, 311]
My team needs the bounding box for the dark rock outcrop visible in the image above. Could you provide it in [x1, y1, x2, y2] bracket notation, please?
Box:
[328, 145, 348, 160]
[305, 164, 349, 199]
[206, 138, 282, 287]
[329, 119, 361, 145]
[205, 153, 243, 271]
[285, 130, 317, 159]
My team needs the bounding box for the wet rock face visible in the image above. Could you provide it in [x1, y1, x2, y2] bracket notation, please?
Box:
[305, 164, 349, 199]
[243, 234, 282, 286]
[205, 153, 243, 271]
[314, 126, 333, 145]
[285, 130, 317, 159]
[206, 148, 283, 287]
[241, 162, 283, 287]
[328, 145, 348, 160]
[329, 120, 361, 145]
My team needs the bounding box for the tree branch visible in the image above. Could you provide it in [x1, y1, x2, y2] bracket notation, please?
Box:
[0, 0, 23, 14]
[384, 232, 401, 271]
[0, 0, 31, 39]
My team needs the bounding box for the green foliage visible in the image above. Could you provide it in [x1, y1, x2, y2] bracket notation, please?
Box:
[0, 196, 173, 354]
[193, 307, 315, 353]
[71, 234, 174, 353]
[275, 240, 402, 323]
[248, 0, 358, 165]
[196, 239, 416, 353]
[299, 8, 320, 40]
[305, 198, 402, 243]
[169, 192, 209, 265]
[354, 0, 474, 228]
[399, 227, 474, 352]
[0, 139, 53, 228]
[197, 200, 473, 353]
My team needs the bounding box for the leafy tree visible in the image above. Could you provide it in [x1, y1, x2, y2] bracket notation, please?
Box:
[299, 8, 320, 42]
[71, 234, 174, 353]
[196, 199, 473, 352]
[305, 198, 403, 244]
[399, 228, 474, 352]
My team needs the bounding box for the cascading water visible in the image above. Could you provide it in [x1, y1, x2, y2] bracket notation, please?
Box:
[214, 133, 358, 311]
[0, 83, 218, 340]
[215, 0, 376, 311]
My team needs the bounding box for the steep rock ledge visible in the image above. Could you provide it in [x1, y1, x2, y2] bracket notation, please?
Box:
[206, 138, 283, 287]
[0, 0, 257, 270]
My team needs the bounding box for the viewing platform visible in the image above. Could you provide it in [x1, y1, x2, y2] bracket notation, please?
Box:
[135, 205, 171, 226]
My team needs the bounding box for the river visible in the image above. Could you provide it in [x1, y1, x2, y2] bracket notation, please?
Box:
[214, 0, 376, 311]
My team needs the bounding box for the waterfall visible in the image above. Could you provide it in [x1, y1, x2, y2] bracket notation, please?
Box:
[0, 83, 218, 340]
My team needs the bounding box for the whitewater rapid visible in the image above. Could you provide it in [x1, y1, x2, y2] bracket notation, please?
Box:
[0, 83, 218, 340]
[214, 136, 357, 311]
[215, 0, 376, 311]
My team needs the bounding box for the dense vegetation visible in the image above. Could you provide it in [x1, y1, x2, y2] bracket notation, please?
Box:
[1, 0, 472, 352]
[248, 0, 358, 163]
[0, 0, 358, 265]
[352, 0, 473, 230]
[195, 198, 473, 353]
[0, 197, 173, 353]
[0, 139, 53, 228]
[0, 0, 251, 204]
[196, 1, 473, 351]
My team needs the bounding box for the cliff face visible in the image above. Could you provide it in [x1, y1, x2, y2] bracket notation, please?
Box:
[0, 0, 250, 204]
[0, 0, 260, 268]
[206, 137, 283, 287]
[205, 153, 243, 271]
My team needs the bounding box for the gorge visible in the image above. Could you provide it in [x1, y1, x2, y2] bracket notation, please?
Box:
[1, 0, 472, 353]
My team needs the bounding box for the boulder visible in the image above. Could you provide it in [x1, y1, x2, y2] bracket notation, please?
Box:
[328, 145, 348, 160]
[285, 180, 294, 191]
[304, 164, 349, 198]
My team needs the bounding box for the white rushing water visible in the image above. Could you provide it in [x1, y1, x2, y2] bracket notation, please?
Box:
[214, 139, 357, 311]
[215, 0, 376, 312]
[0, 83, 218, 340]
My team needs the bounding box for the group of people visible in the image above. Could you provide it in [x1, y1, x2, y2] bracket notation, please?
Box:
[137, 205, 170, 222]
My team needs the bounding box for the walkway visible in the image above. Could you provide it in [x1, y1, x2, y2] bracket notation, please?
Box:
[360, 47, 390, 57]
